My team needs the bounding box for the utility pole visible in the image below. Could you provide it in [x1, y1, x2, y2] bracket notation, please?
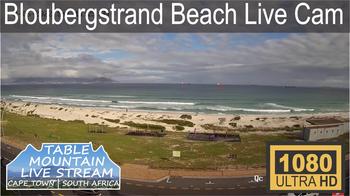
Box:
[0, 103, 7, 137]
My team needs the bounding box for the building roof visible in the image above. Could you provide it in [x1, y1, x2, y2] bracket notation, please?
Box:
[306, 118, 344, 125]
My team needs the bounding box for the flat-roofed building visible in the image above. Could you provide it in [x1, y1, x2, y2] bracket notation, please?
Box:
[303, 118, 349, 141]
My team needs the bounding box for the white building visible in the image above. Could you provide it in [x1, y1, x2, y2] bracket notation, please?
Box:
[303, 118, 349, 141]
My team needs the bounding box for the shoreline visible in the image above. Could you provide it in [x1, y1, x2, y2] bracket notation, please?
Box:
[2, 100, 348, 134]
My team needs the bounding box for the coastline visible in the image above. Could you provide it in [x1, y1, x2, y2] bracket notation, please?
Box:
[2, 100, 348, 134]
[1, 100, 348, 177]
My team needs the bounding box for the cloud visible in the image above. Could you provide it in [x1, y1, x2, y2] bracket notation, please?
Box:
[1, 33, 348, 88]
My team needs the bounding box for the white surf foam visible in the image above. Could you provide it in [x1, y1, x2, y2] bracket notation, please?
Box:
[265, 103, 314, 112]
[8, 95, 316, 113]
[9, 95, 112, 103]
[117, 101, 196, 105]
[109, 105, 137, 109]
[102, 95, 136, 98]
[10, 95, 53, 100]
[206, 105, 291, 113]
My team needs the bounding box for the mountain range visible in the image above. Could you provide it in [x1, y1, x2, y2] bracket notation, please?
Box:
[2, 77, 117, 84]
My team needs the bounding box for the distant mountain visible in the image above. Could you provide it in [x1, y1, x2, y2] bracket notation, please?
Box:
[2, 77, 117, 84]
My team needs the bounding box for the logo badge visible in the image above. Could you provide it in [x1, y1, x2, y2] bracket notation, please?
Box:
[267, 142, 344, 193]
[6, 143, 120, 190]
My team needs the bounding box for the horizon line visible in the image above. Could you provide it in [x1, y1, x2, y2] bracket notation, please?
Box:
[1, 81, 349, 90]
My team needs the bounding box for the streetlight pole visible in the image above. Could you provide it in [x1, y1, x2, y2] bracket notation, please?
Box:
[0, 102, 7, 137]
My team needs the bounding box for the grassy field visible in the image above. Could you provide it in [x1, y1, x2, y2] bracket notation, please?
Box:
[3, 112, 304, 169]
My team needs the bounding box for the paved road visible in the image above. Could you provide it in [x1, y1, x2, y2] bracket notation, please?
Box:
[1, 142, 273, 195]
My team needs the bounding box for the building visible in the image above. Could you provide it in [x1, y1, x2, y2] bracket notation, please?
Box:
[303, 118, 349, 141]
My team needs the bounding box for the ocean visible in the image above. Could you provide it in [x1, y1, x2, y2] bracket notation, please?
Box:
[1, 83, 349, 114]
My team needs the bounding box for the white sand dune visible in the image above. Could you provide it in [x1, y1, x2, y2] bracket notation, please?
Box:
[2, 100, 348, 134]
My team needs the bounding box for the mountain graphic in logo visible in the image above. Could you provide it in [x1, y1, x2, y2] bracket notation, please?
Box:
[6, 143, 121, 190]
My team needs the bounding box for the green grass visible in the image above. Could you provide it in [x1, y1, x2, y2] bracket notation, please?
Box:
[122, 121, 165, 131]
[154, 119, 194, 127]
[3, 112, 301, 169]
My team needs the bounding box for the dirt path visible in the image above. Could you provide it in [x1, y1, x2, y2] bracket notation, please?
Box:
[121, 163, 265, 181]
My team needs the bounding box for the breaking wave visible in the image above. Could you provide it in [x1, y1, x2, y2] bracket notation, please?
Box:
[116, 100, 196, 105]
[264, 103, 314, 112]
[9, 95, 112, 103]
[8, 95, 316, 113]
[205, 105, 291, 113]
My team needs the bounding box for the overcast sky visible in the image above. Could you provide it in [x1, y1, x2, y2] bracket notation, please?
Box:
[1, 33, 349, 88]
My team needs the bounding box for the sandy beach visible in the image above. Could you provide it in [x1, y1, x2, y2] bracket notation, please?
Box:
[2, 100, 348, 134]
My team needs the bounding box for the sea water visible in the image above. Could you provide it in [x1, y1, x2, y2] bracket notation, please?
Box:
[1, 83, 348, 114]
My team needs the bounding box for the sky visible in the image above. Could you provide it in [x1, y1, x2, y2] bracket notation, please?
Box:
[1, 33, 349, 88]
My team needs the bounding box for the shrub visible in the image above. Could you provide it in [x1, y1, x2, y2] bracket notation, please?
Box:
[154, 119, 194, 127]
[218, 118, 226, 125]
[290, 116, 300, 120]
[69, 120, 85, 124]
[28, 114, 40, 117]
[104, 118, 120, 123]
[180, 114, 192, 120]
[229, 122, 237, 127]
[233, 116, 241, 120]
[174, 125, 185, 131]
